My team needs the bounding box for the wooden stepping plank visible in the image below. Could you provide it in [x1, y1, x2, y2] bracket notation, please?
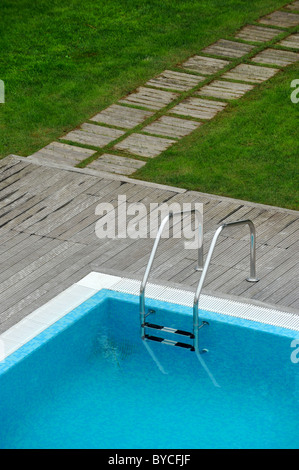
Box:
[90, 104, 153, 129]
[119, 87, 178, 110]
[182, 55, 230, 75]
[98, 154, 146, 169]
[259, 11, 299, 28]
[170, 96, 227, 120]
[86, 153, 146, 175]
[29, 142, 96, 167]
[201, 39, 254, 58]
[196, 80, 254, 100]
[278, 33, 299, 49]
[113, 133, 176, 158]
[235, 24, 282, 43]
[222, 63, 279, 83]
[62, 123, 125, 148]
[286, 1, 299, 10]
[142, 115, 202, 138]
[251, 47, 299, 66]
[145, 70, 206, 92]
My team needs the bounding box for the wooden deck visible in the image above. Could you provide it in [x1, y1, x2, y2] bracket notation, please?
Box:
[0, 155, 298, 334]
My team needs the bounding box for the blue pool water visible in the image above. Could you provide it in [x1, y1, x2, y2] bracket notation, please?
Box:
[0, 290, 298, 449]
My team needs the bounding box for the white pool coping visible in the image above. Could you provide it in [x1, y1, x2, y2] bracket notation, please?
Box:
[0, 271, 299, 361]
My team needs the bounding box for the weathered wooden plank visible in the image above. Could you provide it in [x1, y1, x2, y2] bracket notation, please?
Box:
[0, 243, 84, 310]
[170, 97, 227, 119]
[286, 1, 299, 10]
[251, 48, 299, 66]
[0, 193, 48, 228]
[278, 277, 299, 306]
[85, 178, 124, 197]
[87, 153, 146, 175]
[91, 104, 153, 129]
[254, 213, 297, 243]
[234, 243, 284, 274]
[102, 210, 206, 273]
[0, 234, 43, 268]
[196, 80, 254, 100]
[0, 231, 32, 254]
[0, 160, 30, 181]
[204, 264, 244, 292]
[275, 227, 299, 249]
[157, 256, 196, 281]
[94, 154, 145, 169]
[0, 237, 61, 283]
[87, 162, 139, 176]
[0, 189, 35, 215]
[62, 124, 125, 148]
[0, 162, 39, 190]
[0, 173, 92, 230]
[49, 182, 154, 241]
[68, 185, 174, 245]
[202, 201, 242, 225]
[235, 24, 282, 43]
[30, 141, 97, 162]
[114, 133, 176, 158]
[23, 194, 100, 236]
[221, 209, 287, 243]
[261, 214, 299, 244]
[261, 264, 299, 304]
[0, 157, 23, 172]
[222, 63, 279, 83]
[0, 166, 63, 210]
[119, 87, 178, 110]
[0, 243, 88, 322]
[145, 70, 206, 92]
[0, 243, 102, 330]
[290, 298, 299, 308]
[81, 188, 181, 256]
[0, 240, 75, 296]
[182, 55, 230, 75]
[278, 33, 299, 49]
[229, 247, 298, 297]
[0, 228, 22, 248]
[252, 262, 299, 302]
[142, 115, 202, 138]
[259, 10, 299, 28]
[211, 238, 250, 269]
[202, 39, 254, 58]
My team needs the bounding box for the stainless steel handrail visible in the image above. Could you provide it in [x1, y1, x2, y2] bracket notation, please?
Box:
[193, 219, 259, 353]
[140, 209, 203, 339]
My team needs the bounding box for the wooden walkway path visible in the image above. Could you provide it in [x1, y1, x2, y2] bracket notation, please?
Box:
[26, 3, 299, 176]
[0, 155, 298, 334]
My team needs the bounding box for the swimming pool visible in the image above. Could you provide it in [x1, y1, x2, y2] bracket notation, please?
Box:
[0, 273, 298, 449]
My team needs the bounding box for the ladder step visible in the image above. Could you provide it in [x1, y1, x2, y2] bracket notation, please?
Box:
[144, 334, 195, 351]
[143, 322, 194, 339]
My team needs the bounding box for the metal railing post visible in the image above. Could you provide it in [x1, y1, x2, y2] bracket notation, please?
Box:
[140, 209, 203, 339]
[193, 219, 259, 353]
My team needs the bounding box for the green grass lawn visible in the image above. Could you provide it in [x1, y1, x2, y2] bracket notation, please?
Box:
[134, 63, 299, 210]
[0, 0, 298, 209]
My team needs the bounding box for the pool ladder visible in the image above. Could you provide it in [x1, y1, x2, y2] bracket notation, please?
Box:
[140, 213, 259, 354]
